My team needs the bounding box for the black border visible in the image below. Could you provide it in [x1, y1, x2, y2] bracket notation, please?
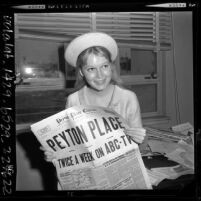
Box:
[0, 0, 200, 200]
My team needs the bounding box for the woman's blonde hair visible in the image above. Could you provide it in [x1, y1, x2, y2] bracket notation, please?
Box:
[73, 46, 123, 91]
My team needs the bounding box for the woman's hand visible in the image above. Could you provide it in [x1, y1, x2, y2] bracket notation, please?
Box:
[125, 127, 146, 144]
[39, 146, 56, 162]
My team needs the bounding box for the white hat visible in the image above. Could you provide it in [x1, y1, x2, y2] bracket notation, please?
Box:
[64, 32, 118, 67]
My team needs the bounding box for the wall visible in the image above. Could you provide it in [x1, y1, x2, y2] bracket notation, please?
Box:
[166, 12, 193, 127]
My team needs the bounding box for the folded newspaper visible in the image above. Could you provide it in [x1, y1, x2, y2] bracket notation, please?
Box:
[31, 105, 152, 190]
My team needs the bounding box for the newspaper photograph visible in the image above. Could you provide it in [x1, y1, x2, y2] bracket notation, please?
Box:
[31, 105, 152, 190]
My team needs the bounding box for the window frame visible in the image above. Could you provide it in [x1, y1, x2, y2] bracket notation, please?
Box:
[15, 12, 171, 117]
[115, 44, 164, 117]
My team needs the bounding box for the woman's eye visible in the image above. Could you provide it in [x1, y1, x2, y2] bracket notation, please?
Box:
[87, 68, 95, 72]
[102, 64, 110, 68]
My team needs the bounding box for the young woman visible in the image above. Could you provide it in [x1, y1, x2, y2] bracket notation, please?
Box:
[41, 32, 148, 189]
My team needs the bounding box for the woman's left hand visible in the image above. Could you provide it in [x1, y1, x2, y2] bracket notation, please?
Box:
[124, 127, 146, 144]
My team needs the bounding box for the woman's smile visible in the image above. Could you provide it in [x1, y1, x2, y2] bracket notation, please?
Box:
[94, 79, 106, 84]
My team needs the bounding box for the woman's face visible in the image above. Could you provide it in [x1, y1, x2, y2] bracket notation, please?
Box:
[80, 53, 112, 91]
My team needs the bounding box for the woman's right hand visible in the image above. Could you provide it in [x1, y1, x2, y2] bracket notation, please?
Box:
[124, 127, 146, 144]
[39, 146, 56, 162]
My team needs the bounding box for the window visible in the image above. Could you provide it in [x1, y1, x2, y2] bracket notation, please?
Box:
[15, 12, 172, 121]
[15, 38, 65, 90]
[15, 13, 92, 91]
[118, 48, 162, 117]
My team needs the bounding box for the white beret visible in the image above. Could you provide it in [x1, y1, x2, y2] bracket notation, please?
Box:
[64, 32, 118, 67]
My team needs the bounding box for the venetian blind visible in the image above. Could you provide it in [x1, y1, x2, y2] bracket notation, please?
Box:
[95, 12, 171, 50]
[15, 13, 92, 42]
[158, 12, 172, 50]
[15, 12, 172, 50]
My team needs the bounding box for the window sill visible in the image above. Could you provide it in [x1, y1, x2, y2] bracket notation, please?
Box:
[142, 116, 171, 127]
[16, 85, 65, 92]
[16, 123, 32, 135]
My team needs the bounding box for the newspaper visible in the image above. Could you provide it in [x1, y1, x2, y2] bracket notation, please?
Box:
[31, 105, 152, 190]
[171, 122, 194, 136]
[147, 164, 194, 186]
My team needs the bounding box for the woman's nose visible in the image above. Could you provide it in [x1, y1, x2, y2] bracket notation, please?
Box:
[96, 68, 104, 79]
